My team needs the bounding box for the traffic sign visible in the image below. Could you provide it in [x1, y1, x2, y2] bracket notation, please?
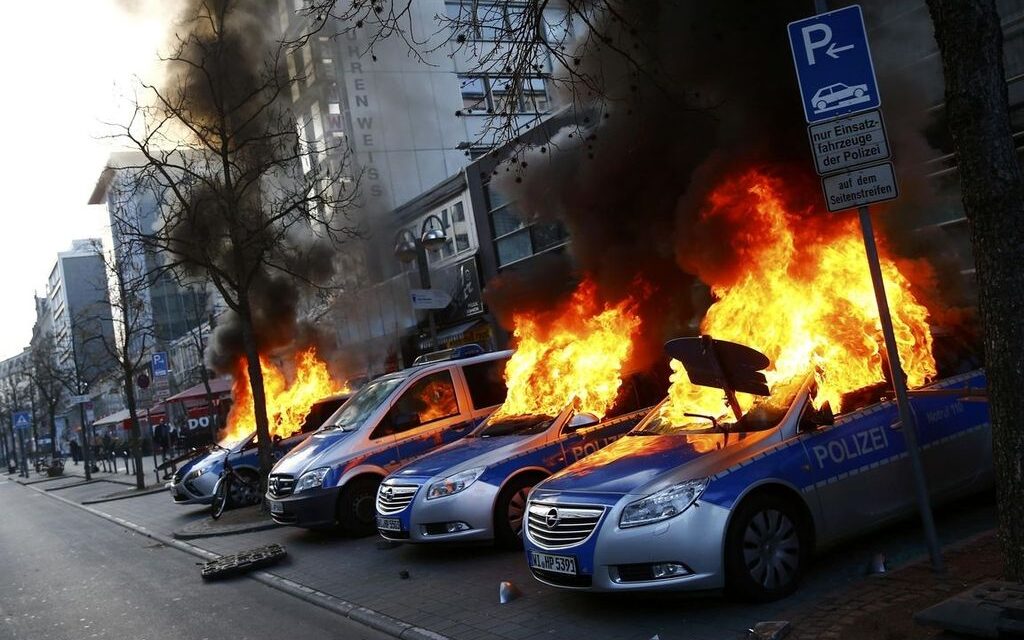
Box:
[12, 411, 31, 431]
[821, 162, 898, 212]
[68, 394, 91, 404]
[808, 109, 890, 175]
[152, 352, 169, 377]
[410, 289, 452, 310]
[788, 5, 880, 123]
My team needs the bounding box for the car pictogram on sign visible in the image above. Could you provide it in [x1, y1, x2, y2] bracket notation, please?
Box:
[811, 82, 870, 114]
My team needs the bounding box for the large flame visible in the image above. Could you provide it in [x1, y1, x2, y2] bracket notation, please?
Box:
[221, 348, 349, 446]
[495, 279, 643, 420]
[662, 170, 936, 425]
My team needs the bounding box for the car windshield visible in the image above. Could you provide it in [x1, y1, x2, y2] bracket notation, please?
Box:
[474, 413, 555, 437]
[319, 375, 407, 433]
[633, 377, 803, 436]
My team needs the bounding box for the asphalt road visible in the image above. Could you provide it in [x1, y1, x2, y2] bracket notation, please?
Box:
[0, 480, 390, 640]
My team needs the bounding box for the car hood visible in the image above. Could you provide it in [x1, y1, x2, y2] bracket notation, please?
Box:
[271, 428, 358, 475]
[389, 435, 537, 481]
[536, 432, 728, 495]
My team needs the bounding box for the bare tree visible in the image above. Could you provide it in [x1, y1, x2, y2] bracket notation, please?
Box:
[927, 0, 1024, 580]
[109, 0, 361, 484]
[25, 336, 69, 461]
[77, 228, 156, 490]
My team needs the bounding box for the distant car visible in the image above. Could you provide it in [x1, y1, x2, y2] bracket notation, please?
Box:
[376, 372, 664, 547]
[812, 82, 868, 112]
[167, 391, 351, 506]
[522, 339, 990, 601]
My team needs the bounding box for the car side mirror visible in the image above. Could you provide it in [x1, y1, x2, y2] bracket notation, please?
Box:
[802, 402, 834, 431]
[272, 434, 283, 445]
[566, 412, 599, 433]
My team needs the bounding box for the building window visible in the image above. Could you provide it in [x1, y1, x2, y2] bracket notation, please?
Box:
[458, 75, 551, 115]
[486, 184, 569, 268]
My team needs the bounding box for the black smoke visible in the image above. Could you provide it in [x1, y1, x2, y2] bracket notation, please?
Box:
[490, 0, 967, 366]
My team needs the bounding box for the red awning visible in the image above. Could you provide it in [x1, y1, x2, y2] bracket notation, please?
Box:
[164, 377, 233, 403]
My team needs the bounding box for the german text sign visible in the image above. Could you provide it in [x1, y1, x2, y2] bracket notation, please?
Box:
[821, 162, 898, 212]
[808, 109, 890, 175]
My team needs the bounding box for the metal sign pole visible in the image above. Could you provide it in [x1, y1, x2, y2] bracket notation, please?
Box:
[17, 429, 28, 478]
[858, 205, 944, 572]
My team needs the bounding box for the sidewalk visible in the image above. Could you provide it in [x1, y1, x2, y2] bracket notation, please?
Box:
[9, 471, 1002, 640]
[785, 531, 1003, 639]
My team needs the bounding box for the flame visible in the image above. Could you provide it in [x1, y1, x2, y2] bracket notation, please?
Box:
[221, 348, 349, 446]
[661, 170, 936, 425]
[495, 279, 643, 420]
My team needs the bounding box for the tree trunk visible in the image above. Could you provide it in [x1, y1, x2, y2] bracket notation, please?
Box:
[238, 303, 273, 490]
[123, 375, 147, 490]
[927, 0, 1024, 581]
[48, 411, 57, 458]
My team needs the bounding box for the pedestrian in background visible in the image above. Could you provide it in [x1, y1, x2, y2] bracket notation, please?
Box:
[69, 438, 80, 465]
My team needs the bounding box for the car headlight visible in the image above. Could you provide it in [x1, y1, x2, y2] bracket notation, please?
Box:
[426, 467, 486, 500]
[295, 467, 331, 493]
[619, 478, 709, 528]
[186, 467, 206, 480]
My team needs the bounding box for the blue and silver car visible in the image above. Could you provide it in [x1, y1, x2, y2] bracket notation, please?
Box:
[167, 391, 351, 506]
[266, 348, 512, 534]
[523, 342, 989, 600]
[376, 400, 651, 547]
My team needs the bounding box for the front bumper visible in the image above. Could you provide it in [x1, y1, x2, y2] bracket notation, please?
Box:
[378, 480, 499, 543]
[266, 486, 340, 528]
[166, 472, 217, 505]
[523, 492, 730, 592]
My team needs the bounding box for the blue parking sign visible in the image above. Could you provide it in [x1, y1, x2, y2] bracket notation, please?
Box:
[788, 5, 880, 123]
[152, 352, 168, 378]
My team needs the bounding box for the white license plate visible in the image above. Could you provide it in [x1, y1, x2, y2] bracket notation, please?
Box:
[377, 516, 402, 532]
[530, 551, 577, 575]
[269, 500, 283, 514]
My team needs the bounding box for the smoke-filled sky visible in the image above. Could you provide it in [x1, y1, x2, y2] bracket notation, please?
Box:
[0, 1, 176, 361]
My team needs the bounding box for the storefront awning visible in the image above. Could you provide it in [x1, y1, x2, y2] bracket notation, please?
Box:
[92, 408, 131, 427]
[164, 377, 233, 403]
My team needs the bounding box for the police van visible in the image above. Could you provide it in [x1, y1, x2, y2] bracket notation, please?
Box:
[266, 346, 512, 534]
[522, 337, 989, 600]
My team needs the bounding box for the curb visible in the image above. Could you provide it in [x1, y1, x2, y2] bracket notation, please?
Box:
[46, 479, 126, 492]
[15, 480, 451, 640]
[173, 519, 281, 540]
[82, 486, 169, 504]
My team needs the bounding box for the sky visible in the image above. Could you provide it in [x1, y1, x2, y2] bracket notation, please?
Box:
[0, 1, 177, 361]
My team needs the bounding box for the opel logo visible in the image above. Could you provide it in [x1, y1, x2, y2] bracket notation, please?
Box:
[384, 487, 394, 501]
[545, 508, 560, 529]
[269, 477, 279, 493]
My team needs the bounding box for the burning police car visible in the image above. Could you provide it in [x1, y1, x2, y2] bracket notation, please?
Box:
[375, 378, 658, 547]
[522, 336, 989, 600]
[167, 391, 350, 506]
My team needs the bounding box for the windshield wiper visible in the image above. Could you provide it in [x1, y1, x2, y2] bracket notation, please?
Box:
[684, 412, 725, 431]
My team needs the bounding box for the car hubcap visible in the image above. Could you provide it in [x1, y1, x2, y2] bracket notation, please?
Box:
[355, 492, 375, 523]
[507, 486, 532, 535]
[230, 478, 258, 506]
[742, 509, 799, 590]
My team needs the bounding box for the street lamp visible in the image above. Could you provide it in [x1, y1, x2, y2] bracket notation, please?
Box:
[394, 214, 448, 352]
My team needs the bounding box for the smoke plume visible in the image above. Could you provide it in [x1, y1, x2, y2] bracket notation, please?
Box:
[491, 0, 968, 367]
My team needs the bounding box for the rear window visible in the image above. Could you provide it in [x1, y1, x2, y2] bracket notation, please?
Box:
[463, 358, 509, 410]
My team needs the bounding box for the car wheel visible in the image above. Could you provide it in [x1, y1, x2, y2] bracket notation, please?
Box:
[229, 470, 261, 507]
[854, 88, 865, 97]
[336, 476, 381, 537]
[211, 478, 229, 520]
[815, 100, 827, 111]
[494, 475, 540, 549]
[724, 492, 808, 602]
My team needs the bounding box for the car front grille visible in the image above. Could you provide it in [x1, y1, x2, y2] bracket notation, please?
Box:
[376, 484, 418, 514]
[268, 474, 295, 498]
[531, 568, 593, 588]
[526, 501, 604, 549]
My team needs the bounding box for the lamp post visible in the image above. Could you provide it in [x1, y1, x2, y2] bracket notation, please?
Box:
[394, 214, 448, 352]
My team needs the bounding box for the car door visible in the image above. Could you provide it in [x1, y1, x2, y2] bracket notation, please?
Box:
[389, 368, 477, 463]
[799, 395, 915, 542]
